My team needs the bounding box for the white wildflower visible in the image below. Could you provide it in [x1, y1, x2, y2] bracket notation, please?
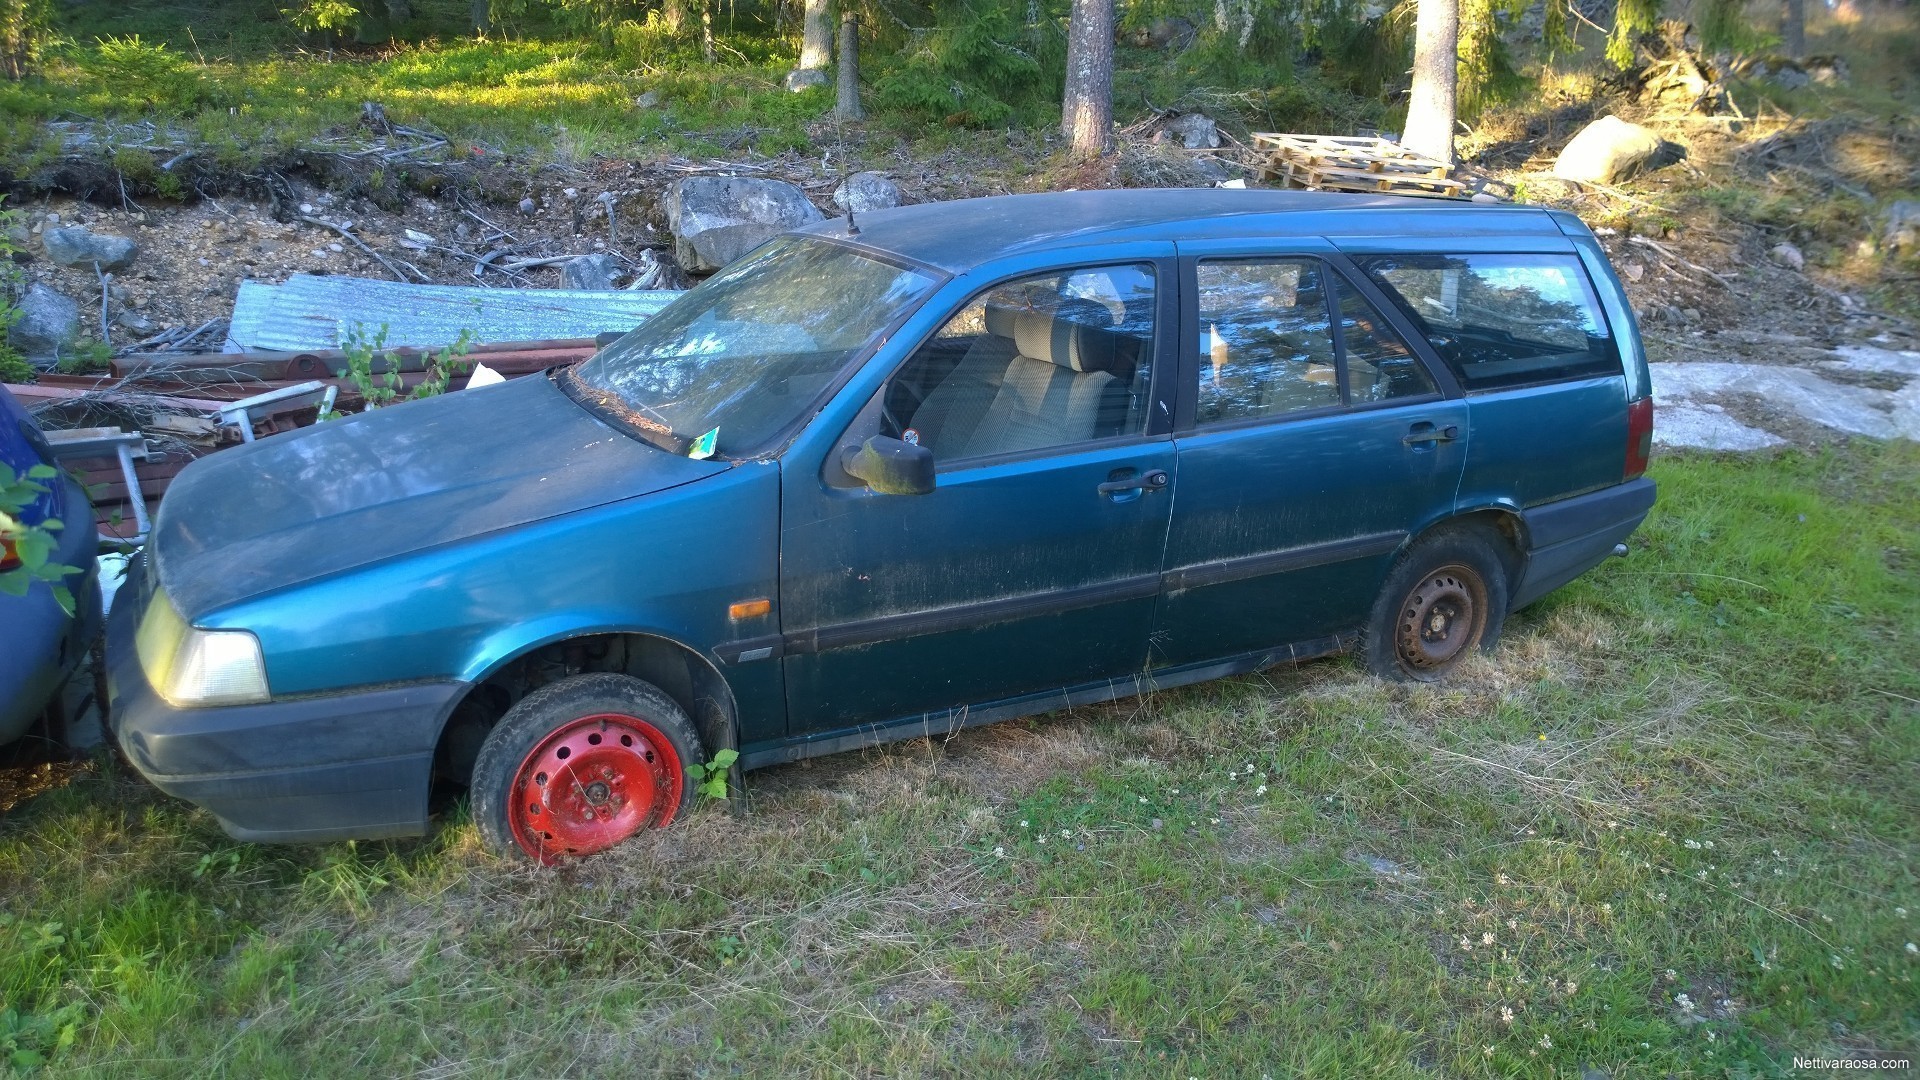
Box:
[1539, 1034, 1552, 1050]
[1684, 839, 1702, 850]
[1897, 907, 1908, 918]
[1138, 797, 1148, 804]
[1904, 943, 1916, 954]
[1482, 931, 1495, 946]
[1019, 820, 1029, 828]
[1675, 993, 1695, 1013]
[1704, 840, 1714, 849]
[992, 846, 1005, 858]
[1831, 954, 1844, 969]
[1060, 830, 1072, 840]
[1209, 818, 1221, 825]
[1500, 1005, 1514, 1024]
[1255, 785, 1267, 796]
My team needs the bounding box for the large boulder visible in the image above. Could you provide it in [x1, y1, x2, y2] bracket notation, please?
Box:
[42, 226, 139, 272]
[666, 177, 824, 273]
[1165, 112, 1220, 149]
[561, 253, 620, 290]
[832, 172, 902, 214]
[783, 68, 828, 92]
[8, 284, 80, 358]
[1552, 116, 1667, 185]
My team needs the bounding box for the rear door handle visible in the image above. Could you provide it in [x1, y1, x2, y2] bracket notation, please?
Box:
[1403, 424, 1460, 446]
[1096, 469, 1170, 495]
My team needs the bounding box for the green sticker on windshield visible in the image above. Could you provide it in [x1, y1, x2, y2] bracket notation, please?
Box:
[687, 427, 719, 460]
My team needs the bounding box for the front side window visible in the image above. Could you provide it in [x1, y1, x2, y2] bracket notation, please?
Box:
[1357, 253, 1616, 391]
[568, 237, 939, 458]
[1194, 258, 1436, 427]
[880, 264, 1157, 462]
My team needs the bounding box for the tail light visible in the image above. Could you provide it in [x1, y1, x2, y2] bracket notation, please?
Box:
[1625, 396, 1654, 480]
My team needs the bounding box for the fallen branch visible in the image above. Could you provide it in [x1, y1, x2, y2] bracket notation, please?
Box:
[1627, 234, 1736, 289]
[298, 215, 419, 283]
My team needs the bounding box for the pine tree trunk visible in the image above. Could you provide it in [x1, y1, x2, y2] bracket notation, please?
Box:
[1402, 0, 1460, 164]
[799, 0, 831, 69]
[1062, 0, 1115, 158]
[836, 11, 864, 119]
[386, 0, 412, 23]
[1780, 0, 1806, 58]
[470, 0, 490, 32]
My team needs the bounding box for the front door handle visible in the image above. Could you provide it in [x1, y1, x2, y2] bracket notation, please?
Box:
[1097, 469, 1170, 495]
[1403, 423, 1460, 446]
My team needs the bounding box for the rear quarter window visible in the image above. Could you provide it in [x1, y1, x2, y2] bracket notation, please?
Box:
[1356, 253, 1618, 392]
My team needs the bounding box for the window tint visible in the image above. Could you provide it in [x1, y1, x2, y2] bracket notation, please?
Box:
[1357, 253, 1616, 391]
[882, 264, 1155, 461]
[1196, 259, 1339, 424]
[1335, 275, 1437, 403]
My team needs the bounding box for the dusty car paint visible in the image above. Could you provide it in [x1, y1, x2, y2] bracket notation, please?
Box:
[107, 189, 1656, 845]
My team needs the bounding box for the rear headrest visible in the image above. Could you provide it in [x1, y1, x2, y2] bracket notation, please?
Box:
[1012, 297, 1119, 373]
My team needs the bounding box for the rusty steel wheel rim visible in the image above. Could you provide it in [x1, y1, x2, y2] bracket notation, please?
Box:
[1395, 563, 1488, 673]
[507, 713, 684, 864]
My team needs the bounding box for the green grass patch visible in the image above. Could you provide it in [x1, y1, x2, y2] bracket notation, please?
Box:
[1, 441, 1916, 1074]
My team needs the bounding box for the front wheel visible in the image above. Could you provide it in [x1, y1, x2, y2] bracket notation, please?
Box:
[470, 673, 703, 863]
[1363, 529, 1511, 682]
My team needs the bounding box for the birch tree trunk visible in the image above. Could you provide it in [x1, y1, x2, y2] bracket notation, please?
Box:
[1061, 0, 1115, 158]
[1402, 0, 1460, 164]
[799, 0, 831, 69]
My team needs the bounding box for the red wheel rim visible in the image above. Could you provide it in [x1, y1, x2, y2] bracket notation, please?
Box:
[506, 712, 684, 864]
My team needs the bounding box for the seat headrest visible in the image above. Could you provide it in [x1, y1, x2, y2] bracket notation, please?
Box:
[982, 301, 1021, 340]
[1012, 297, 1119, 373]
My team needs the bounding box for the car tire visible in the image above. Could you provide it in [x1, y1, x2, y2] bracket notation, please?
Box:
[1362, 526, 1511, 683]
[470, 673, 703, 864]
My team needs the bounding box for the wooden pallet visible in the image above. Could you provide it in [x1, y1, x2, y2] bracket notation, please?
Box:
[1251, 133, 1465, 198]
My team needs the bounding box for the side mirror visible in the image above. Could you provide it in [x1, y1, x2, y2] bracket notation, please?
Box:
[840, 436, 935, 496]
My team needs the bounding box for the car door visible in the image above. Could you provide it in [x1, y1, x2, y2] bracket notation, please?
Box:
[1150, 241, 1469, 670]
[778, 255, 1178, 736]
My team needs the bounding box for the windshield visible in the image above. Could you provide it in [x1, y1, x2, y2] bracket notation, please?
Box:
[567, 237, 940, 457]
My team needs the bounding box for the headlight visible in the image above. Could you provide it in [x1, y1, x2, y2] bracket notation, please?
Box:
[135, 591, 270, 708]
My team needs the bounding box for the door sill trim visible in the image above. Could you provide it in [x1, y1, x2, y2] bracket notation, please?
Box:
[738, 631, 1358, 770]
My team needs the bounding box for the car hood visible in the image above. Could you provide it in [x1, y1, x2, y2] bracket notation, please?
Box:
[152, 373, 730, 620]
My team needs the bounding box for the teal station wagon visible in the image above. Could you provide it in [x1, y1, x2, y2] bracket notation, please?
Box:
[108, 190, 1656, 863]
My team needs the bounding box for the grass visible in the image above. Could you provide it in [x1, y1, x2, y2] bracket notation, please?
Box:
[1, 440, 1915, 1074]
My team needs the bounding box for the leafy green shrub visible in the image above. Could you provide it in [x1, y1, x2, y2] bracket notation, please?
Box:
[873, 0, 1061, 127]
[82, 35, 218, 111]
[0, 462, 80, 616]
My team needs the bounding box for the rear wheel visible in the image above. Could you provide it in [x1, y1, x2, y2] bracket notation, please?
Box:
[1363, 528, 1511, 682]
[470, 673, 701, 863]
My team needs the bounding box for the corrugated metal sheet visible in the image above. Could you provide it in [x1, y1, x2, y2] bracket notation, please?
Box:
[228, 274, 678, 351]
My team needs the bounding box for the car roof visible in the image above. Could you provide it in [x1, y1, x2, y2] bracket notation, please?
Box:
[795, 188, 1568, 273]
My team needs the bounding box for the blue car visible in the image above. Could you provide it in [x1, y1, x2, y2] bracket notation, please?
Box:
[1, 385, 101, 745]
[106, 190, 1655, 863]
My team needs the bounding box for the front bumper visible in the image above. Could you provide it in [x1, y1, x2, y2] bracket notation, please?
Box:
[106, 556, 466, 843]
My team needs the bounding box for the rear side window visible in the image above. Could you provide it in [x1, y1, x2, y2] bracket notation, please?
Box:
[1356, 253, 1617, 391]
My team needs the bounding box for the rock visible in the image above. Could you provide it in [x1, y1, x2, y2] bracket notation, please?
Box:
[518, 197, 537, 216]
[1884, 200, 1920, 256]
[561, 253, 620, 290]
[1622, 260, 1645, 282]
[1165, 112, 1220, 150]
[635, 89, 663, 108]
[1552, 116, 1667, 185]
[115, 309, 156, 334]
[7, 284, 80, 357]
[832, 172, 902, 214]
[666, 176, 824, 273]
[1769, 242, 1805, 271]
[41, 226, 139, 271]
[257, 238, 284, 254]
[783, 68, 828, 93]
